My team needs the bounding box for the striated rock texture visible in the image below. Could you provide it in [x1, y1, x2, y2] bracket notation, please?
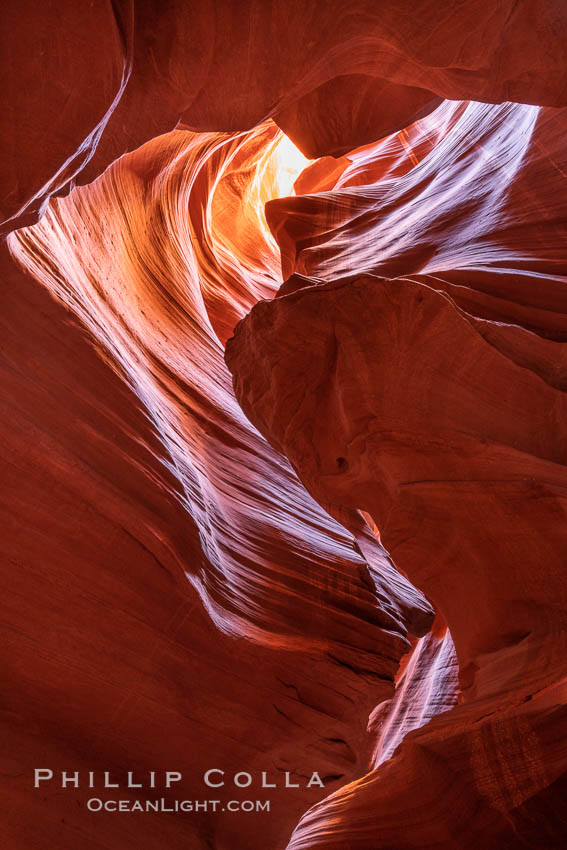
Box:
[3, 0, 567, 233]
[5, 123, 435, 849]
[226, 100, 567, 847]
[3, 3, 567, 849]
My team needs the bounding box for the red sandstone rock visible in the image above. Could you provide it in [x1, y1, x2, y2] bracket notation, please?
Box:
[226, 103, 567, 848]
[1, 0, 131, 232]
[3, 1, 567, 233]
[274, 75, 442, 159]
[4, 3, 567, 848]
[5, 124, 433, 849]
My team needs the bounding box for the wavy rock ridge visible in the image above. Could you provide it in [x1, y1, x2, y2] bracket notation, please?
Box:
[3, 3, 567, 849]
[5, 122, 439, 849]
[226, 101, 567, 848]
[4, 0, 567, 233]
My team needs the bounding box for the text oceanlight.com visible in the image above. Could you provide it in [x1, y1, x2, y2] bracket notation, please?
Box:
[33, 769, 327, 814]
[86, 798, 271, 813]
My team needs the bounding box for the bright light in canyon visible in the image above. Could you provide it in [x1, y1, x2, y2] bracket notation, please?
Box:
[3, 5, 567, 850]
[269, 132, 312, 198]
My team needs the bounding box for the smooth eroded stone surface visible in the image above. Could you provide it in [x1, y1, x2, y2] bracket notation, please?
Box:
[227, 271, 567, 849]
[5, 124, 435, 849]
[274, 75, 442, 158]
[226, 103, 567, 848]
[5, 5, 567, 846]
[3, 0, 567, 232]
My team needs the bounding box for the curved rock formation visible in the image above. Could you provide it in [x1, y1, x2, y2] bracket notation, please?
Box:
[4, 4, 567, 849]
[6, 122, 436, 849]
[226, 101, 567, 847]
[4, 0, 567, 233]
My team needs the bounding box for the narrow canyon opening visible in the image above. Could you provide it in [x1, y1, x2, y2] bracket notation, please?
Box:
[3, 6, 567, 848]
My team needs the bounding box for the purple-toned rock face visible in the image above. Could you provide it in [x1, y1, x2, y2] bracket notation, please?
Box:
[3, 3, 567, 848]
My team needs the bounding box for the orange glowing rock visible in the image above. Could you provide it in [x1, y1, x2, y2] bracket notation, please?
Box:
[226, 102, 567, 849]
[3, 4, 567, 848]
[5, 123, 433, 849]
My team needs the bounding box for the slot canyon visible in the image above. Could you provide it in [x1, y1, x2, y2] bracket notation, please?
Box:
[2, 2, 567, 848]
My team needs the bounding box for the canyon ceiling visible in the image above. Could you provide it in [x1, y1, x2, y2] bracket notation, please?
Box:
[2, 2, 567, 848]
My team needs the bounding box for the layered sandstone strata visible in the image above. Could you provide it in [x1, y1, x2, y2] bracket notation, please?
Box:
[226, 101, 567, 848]
[5, 123, 435, 849]
[3, 3, 567, 848]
